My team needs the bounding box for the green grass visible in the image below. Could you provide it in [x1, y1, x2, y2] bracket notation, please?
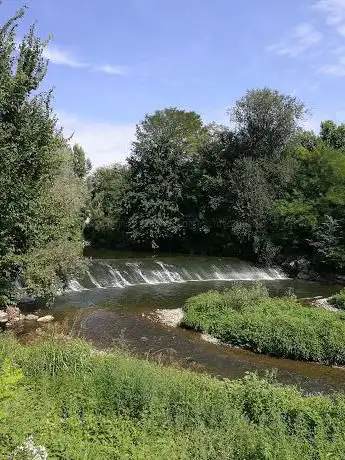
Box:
[330, 288, 345, 310]
[0, 334, 344, 459]
[182, 284, 345, 364]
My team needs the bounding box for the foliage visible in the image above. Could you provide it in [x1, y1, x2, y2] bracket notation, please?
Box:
[85, 87, 345, 276]
[85, 163, 129, 248]
[72, 143, 92, 178]
[0, 358, 23, 419]
[183, 284, 345, 364]
[330, 288, 345, 310]
[229, 87, 306, 157]
[0, 8, 87, 304]
[320, 120, 345, 150]
[124, 108, 208, 249]
[0, 335, 345, 459]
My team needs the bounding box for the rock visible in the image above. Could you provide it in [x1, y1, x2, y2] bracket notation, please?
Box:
[314, 297, 340, 312]
[154, 308, 184, 328]
[201, 333, 220, 344]
[37, 315, 54, 323]
[6, 306, 20, 322]
[335, 275, 345, 283]
[0, 311, 8, 323]
[25, 314, 39, 321]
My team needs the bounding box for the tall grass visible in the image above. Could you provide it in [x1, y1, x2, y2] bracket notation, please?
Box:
[183, 284, 345, 364]
[0, 334, 345, 459]
[330, 287, 345, 310]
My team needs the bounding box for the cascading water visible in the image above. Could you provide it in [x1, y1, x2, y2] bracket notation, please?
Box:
[67, 257, 287, 292]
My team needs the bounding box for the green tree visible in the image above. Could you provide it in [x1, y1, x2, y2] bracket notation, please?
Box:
[230, 87, 306, 157]
[310, 216, 345, 271]
[0, 8, 86, 304]
[85, 163, 129, 248]
[72, 143, 91, 178]
[320, 120, 345, 150]
[125, 108, 207, 249]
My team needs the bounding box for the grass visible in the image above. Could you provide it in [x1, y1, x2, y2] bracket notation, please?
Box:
[182, 284, 345, 365]
[330, 288, 345, 310]
[0, 334, 344, 459]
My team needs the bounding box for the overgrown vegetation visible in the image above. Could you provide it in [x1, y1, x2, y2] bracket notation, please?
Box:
[183, 284, 345, 364]
[0, 335, 345, 459]
[0, 7, 89, 306]
[330, 288, 345, 310]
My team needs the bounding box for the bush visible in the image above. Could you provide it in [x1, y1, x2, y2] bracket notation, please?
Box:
[183, 284, 345, 364]
[0, 335, 344, 459]
[330, 288, 345, 310]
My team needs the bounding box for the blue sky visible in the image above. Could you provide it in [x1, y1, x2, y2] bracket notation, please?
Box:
[1, 0, 345, 167]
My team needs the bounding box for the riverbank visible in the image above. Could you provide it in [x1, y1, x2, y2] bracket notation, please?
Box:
[0, 333, 345, 459]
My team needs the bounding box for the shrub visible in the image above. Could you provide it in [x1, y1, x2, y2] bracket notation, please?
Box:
[0, 335, 344, 458]
[0, 358, 23, 419]
[183, 284, 345, 364]
[330, 288, 345, 310]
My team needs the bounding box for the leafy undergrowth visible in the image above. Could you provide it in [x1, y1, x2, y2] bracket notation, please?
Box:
[330, 288, 345, 310]
[0, 335, 344, 459]
[183, 284, 345, 364]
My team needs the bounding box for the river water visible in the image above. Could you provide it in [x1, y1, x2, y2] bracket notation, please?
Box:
[50, 252, 345, 393]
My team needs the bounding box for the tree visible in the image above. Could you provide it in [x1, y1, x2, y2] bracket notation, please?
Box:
[310, 216, 345, 272]
[125, 108, 207, 249]
[320, 120, 345, 150]
[0, 7, 86, 304]
[229, 88, 306, 157]
[72, 143, 91, 178]
[22, 153, 87, 300]
[85, 163, 129, 248]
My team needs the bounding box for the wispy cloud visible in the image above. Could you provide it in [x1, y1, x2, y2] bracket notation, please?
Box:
[318, 42, 345, 77]
[96, 64, 127, 76]
[268, 23, 323, 57]
[43, 46, 87, 68]
[314, 0, 345, 36]
[42, 44, 126, 76]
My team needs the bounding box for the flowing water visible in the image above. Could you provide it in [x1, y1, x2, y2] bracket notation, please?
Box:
[49, 252, 345, 393]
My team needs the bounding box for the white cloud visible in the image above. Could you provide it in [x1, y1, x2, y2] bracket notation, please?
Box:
[318, 44, 345, 75]
[314, 0, 345, 35]
[97, 64, 127, 76]
[43, 46, 87, 68]
[43, 44, 126, 76]
[268, 23, 323, 57]
[58, 112, 136, 168]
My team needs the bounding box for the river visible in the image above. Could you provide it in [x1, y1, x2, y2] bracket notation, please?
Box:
[47, 251, 345, 393]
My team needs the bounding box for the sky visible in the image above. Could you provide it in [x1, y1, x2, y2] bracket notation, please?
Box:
[1, 0, 345, 167]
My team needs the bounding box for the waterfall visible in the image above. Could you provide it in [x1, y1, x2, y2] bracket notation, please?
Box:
[66, 279, 88, 292]
[86, 270, 103, 289]
[66, 257, 287, 292]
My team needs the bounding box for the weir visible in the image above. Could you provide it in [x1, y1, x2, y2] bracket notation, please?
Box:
[67, 257, 287, 291]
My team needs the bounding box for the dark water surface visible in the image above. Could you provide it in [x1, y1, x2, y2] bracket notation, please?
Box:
[50, 253, 345, 393]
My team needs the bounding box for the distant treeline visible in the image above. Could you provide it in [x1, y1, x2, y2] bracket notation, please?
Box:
[86, 91, 345, 276]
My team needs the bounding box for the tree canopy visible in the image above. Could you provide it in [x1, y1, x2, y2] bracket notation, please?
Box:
[87, 89, 345, 276]
[0, 7, 87, 304]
